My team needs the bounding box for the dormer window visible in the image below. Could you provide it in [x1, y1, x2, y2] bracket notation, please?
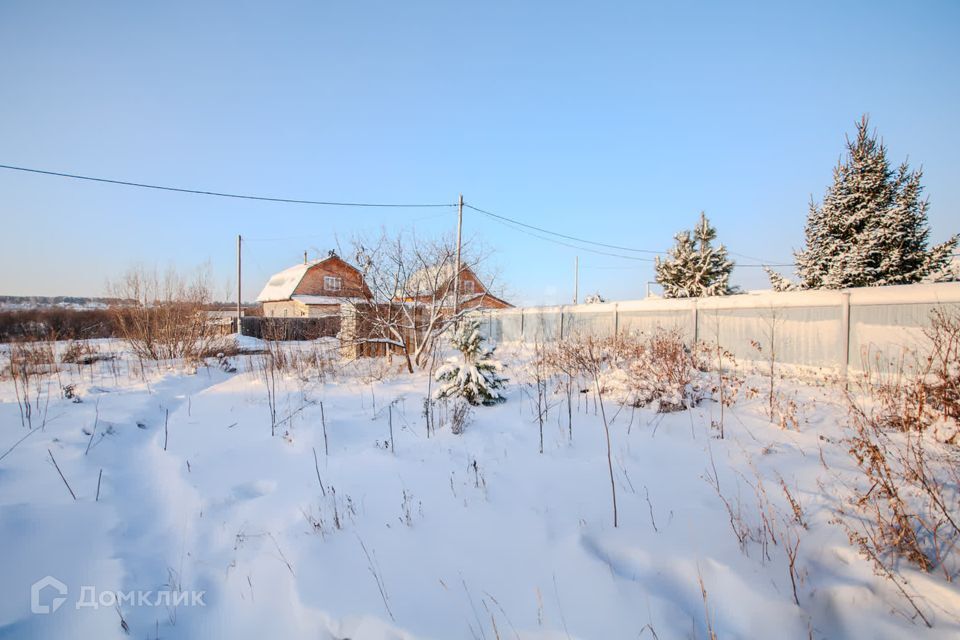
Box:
[324, 276, 342, 292]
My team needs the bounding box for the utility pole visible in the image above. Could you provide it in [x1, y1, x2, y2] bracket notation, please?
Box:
[236, 234, 242, 334]
[454, 193, 463, 316]
[573, 255, 579, 305]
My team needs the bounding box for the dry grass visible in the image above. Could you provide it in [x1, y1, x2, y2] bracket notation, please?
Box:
[837, 309, 960, 627]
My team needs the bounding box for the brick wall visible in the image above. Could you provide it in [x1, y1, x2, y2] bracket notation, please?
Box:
[294, 256, 369, 299]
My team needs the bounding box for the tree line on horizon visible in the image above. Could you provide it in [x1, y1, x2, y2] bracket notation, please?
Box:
[653, 115, 959, 298]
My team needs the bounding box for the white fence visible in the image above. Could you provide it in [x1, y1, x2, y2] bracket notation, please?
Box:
[475, 282, 960, 373]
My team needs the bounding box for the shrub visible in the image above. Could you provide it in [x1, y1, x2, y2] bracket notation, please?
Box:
[855, 307, 960, 443]
[838, 308, 960, 623]
[60, 340, 101, 365]
[449, 399, 472, 435]
[108, 266, 233, 363]
[600, 329, 707, 412]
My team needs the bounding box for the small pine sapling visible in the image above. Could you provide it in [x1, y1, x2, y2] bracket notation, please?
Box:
[435, 320, 507, 406]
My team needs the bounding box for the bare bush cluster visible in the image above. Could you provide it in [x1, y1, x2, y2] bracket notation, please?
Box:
[596, 330, 708, 412]
[838, 309, 960, 626]
[856, 308, 959, 443]
[60, 340, 103, 366]
[5, 338, 61, 429]
[844, 416, 959, 576]
[449, 399, 473, 435]
[108, 265, 233, 363]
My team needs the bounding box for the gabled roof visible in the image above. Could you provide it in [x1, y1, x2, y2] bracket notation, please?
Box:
[403, 263, 458, 296]
[256, 255, 360, 303]
[397, 263, 512, 308]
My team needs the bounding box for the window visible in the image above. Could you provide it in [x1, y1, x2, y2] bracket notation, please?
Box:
[461, 280, 475, 294]
[324, 276, 342, 291]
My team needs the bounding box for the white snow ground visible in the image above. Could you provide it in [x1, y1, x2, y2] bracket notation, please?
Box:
[0, 339, 958, 639]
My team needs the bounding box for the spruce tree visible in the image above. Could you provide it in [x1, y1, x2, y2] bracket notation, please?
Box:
[435, 320, 507, 406]
[781, 116, 957, 289]
[655, 212, 735, 297]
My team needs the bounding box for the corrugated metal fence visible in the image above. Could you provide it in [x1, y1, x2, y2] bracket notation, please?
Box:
[473, 282, 960, 373]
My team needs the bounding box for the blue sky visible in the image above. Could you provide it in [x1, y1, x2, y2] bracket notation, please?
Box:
[1, 1, 957, 305]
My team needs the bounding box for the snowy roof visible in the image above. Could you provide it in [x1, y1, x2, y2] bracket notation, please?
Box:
[256, 257, 341, 303]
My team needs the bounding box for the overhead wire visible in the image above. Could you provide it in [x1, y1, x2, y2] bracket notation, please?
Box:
[464, 202, 662, 255]
[474, 208, 656, 262]
[0, 162, 858, 269]
[466, 202, 796, 267]
[0, 163, 457, 209]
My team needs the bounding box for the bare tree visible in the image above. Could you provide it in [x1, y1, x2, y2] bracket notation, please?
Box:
[342, 230, 498, 373]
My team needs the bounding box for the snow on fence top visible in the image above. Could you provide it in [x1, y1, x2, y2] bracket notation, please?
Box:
[475, 282, 960, 373]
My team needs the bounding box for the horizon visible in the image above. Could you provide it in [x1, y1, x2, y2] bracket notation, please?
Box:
[1, 1, 958, 306]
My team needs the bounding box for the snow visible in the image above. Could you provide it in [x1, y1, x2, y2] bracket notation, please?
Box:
[1, 340, 959, 639]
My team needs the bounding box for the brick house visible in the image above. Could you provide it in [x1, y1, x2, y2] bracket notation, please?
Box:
[398, 264, 512, 310]
[257, 252, 370, 317]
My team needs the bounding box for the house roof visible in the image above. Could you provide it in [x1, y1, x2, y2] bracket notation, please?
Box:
[402, 263, 458, 296]
[256, 255, 358, 303]
[398, 263, 512, 308]
[257, 262, 313, 302]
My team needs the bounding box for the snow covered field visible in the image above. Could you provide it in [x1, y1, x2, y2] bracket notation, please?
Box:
[1, 338, 958, 639]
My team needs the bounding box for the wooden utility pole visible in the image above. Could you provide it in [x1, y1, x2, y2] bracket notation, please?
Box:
[454, 193, 463, 315]
[573, 255, 579, 305]
[236, 234, 242, 334]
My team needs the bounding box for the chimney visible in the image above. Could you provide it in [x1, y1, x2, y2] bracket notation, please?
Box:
[304, 251, 308, 264]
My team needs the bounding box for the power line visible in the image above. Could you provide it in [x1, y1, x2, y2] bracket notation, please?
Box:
[0, 163, 456, 209]
[10, 161, 920, 270]
[478, 209, 656, 262]
[729, 250, 781, 263]
[464, 202, 663, 255]
[466, 202, 797, 267]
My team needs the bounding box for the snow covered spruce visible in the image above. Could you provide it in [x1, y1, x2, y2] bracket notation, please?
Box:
[768, 115, 959, 290]
[654, 212, 735, 298]
[433, 319, 507, 407]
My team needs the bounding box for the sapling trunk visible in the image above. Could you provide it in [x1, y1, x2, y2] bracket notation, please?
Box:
[48, 448, 77, 501]
[320, 401, 329, 456]
[388, 405, 394, 454]
[592, 372, 618, 528]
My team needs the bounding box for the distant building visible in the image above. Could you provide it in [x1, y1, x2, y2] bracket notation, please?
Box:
[257, 252, 370, 317]
[397, 264, 512, 310]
